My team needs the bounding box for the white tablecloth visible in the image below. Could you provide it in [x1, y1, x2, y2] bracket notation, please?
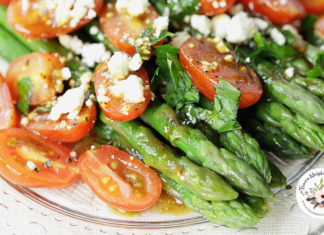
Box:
[0, 157, 323, 235]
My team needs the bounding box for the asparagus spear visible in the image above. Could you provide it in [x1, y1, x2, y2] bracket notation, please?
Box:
[256, 101, 324, 152]
[292, 76, 324, 98]
[160, 173, 260, 229]
[268, 161, 287, 189]
[243, 118, 313, 159]
[100, 112, 238, 201]
[240, 194, 271, 218]
[141, 102, 273, 198]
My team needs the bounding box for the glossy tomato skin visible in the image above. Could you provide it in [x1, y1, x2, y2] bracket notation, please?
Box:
[300, 0, 324, 14]
[0, 74, 18, 130]
[0, 128, 79, 188]
[78, 145, 162, 211]
[0, 0, 11, 5]
[6, 52, 64, 106]
[22, 105, 97, 143]
[99, 2, 160, 54]
[199, 0, 237, 16]
[239, 0, 305, 25]
[94, 62, 152, 121]
[179, 37, 263, 109]
[7, 0, 103, 39]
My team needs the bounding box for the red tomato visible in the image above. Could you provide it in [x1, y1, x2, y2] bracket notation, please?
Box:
[0, 128, 79, 187]
[7, 0, 103, 39]
[99, 2, 161, 55]
[94, 61, 152, 122]
[6, 52, 65, 106]
[179, 37, 263, 109]
[0, 74, 18, 130]
[0, 0, 11, 5]
[78, 145, 162, 211]
[22, 105, 97, 143]
[199, 0, 237, 16]
[239, 0, 305, 25]
[300, 0, 324, 14]
[315, 15, 324, 41]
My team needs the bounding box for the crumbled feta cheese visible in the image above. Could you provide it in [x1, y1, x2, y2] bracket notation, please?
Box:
[20, 117, 29, 126]
[212, 14, 231, 39]
[81, 43, 111, 67]
[61, 67, 71, 80]
[97, 86, 110, 103]
[85, 99, 93, 107]
[245, 57, 251, 63]
[26, 161, 37, 171]
[270, 28, 286, 45]
[89, 25, 99, 35]
[70, 151, 77, 157]
[59, 35, 84, 54]
[109, 75, 145, 103]
[49, 72, 92, 121]
[282, 24, 302, 40]
[226, 12, 257, 43]
[153, 16, 169, 37]
[107, 52, 130, 80]
[190, 14, 212, 36]
[116, 0, 149, 17]
[219, 0, 227, 8]
[284, 67, 294, 78]
[254, 18, 269, 31]
[129, 53, 143, 71]
[21, 0, 30, 12]
[0, 56, 10, 76]
[170, 31, 190, 48]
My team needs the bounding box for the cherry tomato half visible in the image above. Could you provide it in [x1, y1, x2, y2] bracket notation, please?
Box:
[300, 0, 324, 14]
[78, 145, 162, 211]
[179, 37, 263, 109]
[22, 105, 97, 143]
[239, 0, 305, 25]
[6, 52, 65, 106]
[0, 128, 79, 187]
[0, 0, 11, 5]
[94, 61, 152, 122]
[199, 0, 237, 16]
[0, 74, 18, 130]
[99, 2, 161, 54]
[8, 0, 103, 39]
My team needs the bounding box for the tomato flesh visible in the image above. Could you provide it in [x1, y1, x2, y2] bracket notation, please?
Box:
[0, 128, 79, 187]
[99, 2, 160, 54]
[239, 0, 305, 25]
[199, 0, 237, 16]
[0, 74, 18, 130]
[8, 0, 103, 39]
[300, 0, 324, 14]
[179, 37, 263, 109]
[6, 52, 64, 106]
[94, 62, 152, 122]
[0, 0, 10, 5]
[22, 105, 97, 143]
[78, 145, 162, 211]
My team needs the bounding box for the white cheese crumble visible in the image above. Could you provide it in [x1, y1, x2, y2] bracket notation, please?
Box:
[20, 117, 29, 126]
[153, 16, 169, 38]
[129, 53, 143, 71]
[61, 67, 71, 80]
[107, 52, 130, 80]
[284, 67, 295, 78]
[190, 14, 212, 36]
[170, 31, 190, 48]
[270, 28, 286, 46]
[282, 24, 302, 40]
[109, 75, 145, 103]
[21, 0, 30, 12]
[254, 18, 269, 31]
[116, 0, 149, 17]
[49, 72, 92, 121]
[212, 14, 231, 39]
[26, 161, 37, 171]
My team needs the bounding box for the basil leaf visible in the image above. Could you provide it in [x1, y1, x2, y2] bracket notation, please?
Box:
[16, 77, 32, 115]
[301, 15, 323, 47]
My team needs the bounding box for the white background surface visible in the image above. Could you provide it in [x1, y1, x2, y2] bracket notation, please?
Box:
[0, 157, 323, 235]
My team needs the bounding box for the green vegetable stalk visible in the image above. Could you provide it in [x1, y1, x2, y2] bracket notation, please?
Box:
[268, 161, 287, 189]
[292, 76, 324, 98]
[141, 102, 273, 198]
[256, 101, 324, 152]
[100, 112, 238, 202]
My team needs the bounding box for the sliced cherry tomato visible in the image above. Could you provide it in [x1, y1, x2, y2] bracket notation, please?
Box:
[199, 0, 237, 16]
[22, 105, 97, 143]
[94, 61, 152, 121]
[0, 74, 18, 130]
[0, 128, 79, 187]
[300, 0, 324, 14]
[239, 0, 305, 25]
[7, 0, 103, 39]
[179, 37, 263, 109]
[0, 0, 11, 5]
[315, 15, 324, 41]
[99, 2, 161, 54]
[6, 52, 65, 106]
[78, 145, 162, 211]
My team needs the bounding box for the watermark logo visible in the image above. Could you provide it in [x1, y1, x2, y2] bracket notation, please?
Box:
[296, 168, 324, 218]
